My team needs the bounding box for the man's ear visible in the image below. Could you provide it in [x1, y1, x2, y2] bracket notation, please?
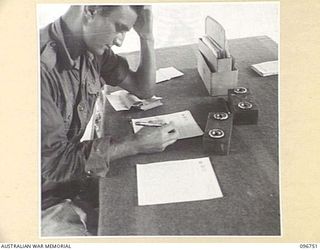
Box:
[83, 6, 97, 22]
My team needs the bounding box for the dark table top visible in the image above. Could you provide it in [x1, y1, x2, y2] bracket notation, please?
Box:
[98, 36, 279, 236]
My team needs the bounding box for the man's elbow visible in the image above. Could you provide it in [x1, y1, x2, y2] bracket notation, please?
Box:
[141, 88, 155, 99]
[136, 85, 155, 99]
[134, 70, 156, 99]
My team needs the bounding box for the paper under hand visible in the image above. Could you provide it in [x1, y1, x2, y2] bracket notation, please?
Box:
[131, 110, 203, 139]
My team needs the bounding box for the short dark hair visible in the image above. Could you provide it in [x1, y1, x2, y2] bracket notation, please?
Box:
[88, 5, 143, 16]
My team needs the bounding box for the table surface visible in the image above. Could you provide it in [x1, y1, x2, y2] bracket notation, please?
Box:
[98, 36, 279, 236]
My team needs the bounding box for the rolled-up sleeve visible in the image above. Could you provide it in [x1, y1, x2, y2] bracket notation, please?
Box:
[99, 49, 130, 86]
[41, 66, 111, 183]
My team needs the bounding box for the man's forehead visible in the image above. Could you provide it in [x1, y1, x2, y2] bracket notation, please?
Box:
[108, 6, 138, 26]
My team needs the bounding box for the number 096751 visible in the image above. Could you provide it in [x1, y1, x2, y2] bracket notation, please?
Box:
[300, 244, 318, 248]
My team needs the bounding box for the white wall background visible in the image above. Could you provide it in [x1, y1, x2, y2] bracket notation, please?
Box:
[37, 3, 279, 53]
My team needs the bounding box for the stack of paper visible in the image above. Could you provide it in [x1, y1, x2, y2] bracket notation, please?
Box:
[201, 35, 225, 59]
[131, 110, 203, 139]
[156, 67, 184, 83]
[251, 60, 278, 77]
[136, 157, 223, 206]
[106, 90, 163, 111]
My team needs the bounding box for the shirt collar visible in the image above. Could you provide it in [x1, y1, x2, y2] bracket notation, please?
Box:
[50, 18, 84, 70]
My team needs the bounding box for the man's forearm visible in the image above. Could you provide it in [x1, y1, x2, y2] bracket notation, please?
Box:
[108, 121, 179, 162]
[135, 37, 156, 98]
[108, 135, 139, 162]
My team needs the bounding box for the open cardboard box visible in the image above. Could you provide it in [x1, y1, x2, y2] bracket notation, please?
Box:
[197, 16, 238, 96]
[197, 51, 238, 96]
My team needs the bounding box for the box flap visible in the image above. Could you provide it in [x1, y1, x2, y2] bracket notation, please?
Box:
[205, 16, 225, 50]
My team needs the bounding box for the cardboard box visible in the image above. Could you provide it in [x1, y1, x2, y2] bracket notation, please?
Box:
[198, 51, 238, 96]
[197, 16, 239, 96]
[198, 38, 232, 72]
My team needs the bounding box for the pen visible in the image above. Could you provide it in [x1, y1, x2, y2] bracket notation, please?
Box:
[135, 121, 166, 127]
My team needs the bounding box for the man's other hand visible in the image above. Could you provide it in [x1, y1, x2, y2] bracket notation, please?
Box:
[133, 5, 153, 40]
[133, 122, 179, 154]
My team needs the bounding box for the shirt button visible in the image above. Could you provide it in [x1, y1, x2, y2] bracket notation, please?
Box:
[86, 170, 93, 178]
[95, 114, 101, 124]
[78, 104, 85, 111]
[50, 41, 57, 48]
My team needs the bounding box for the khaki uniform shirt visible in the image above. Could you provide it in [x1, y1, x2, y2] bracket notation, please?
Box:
[40, 18, 129, 209]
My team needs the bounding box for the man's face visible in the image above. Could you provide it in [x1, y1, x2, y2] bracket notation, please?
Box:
[82, 6, 138, 56]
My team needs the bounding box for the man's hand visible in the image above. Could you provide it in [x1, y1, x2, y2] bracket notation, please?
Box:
[133, 6, 153, 40]
[109, 122, 179, 162]
[133, 122, 179, 154]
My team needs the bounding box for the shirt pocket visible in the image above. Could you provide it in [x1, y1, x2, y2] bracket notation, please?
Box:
[86, 78, 100, 96]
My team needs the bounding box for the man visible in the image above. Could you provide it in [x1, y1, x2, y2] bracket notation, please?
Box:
[40, 5, 179, 236]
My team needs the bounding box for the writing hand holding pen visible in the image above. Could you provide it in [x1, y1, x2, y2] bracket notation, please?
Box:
[132, 121, 179, 153]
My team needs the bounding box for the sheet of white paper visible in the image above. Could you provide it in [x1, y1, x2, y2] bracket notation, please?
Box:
[106, 92, 129, 111]
[80, 112, 94, 142]
[131, 110, 203, 139]
[161, 66, 184, 78]
[156, 71, 170, 83]
[136, 157, 223, 206]
[156, 67, 184, 83]
[251, 60, 278, 77]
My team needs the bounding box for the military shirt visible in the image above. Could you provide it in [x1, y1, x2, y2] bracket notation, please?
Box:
[40, 18, 129, 209]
